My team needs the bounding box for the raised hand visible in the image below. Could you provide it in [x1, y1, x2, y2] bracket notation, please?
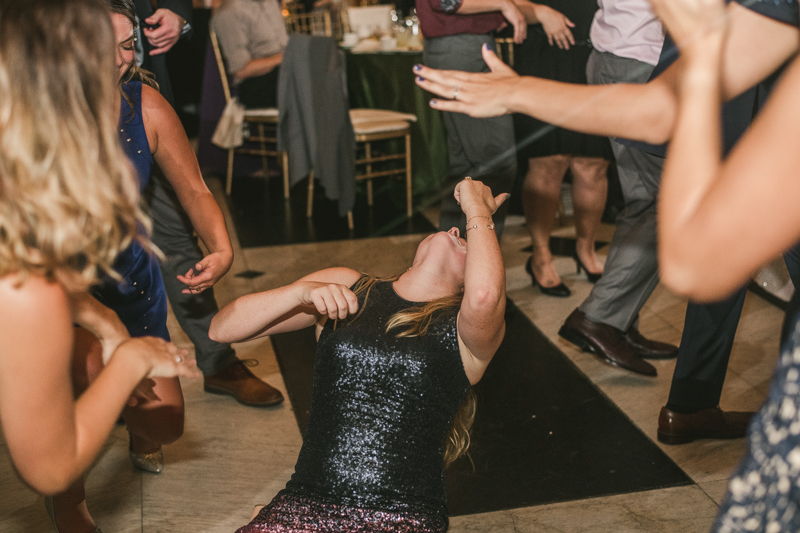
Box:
[298, 281, 359, 321]
[454, 178, 509, 219]
[648, 0, 727, 50]
[414, 44, 520, 118]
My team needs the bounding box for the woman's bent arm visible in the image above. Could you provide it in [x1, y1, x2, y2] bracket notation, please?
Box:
[0, 276, 198, 494]
[210, 267, 363, 343]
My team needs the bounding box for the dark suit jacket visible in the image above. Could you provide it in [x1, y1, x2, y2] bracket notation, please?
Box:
[133, 0, 192, 106]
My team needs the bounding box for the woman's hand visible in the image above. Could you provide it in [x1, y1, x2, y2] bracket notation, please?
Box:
[297, 281, 359, 321]
[648, 0, 727, 51]
[500, 0, 528, 44]
[415, 45, 520, 118]
[532, 4, 575, 49]
[178, 250, 234, 294]
[454, 178, 509, 219]
[117, 336, 199, 380]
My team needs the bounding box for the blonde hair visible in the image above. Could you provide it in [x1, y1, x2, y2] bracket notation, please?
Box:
[0, 0, 148, 289]
[347, 275, 476, 466]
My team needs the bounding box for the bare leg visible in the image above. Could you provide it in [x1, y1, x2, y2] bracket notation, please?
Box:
[522, 154, 570, 287]
[569, 156, 609, 275]
[50, 328, 103, 533]
[123, 376, 184, 454]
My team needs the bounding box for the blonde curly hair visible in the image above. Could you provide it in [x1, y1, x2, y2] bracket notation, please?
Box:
[0, 0, 148, 290]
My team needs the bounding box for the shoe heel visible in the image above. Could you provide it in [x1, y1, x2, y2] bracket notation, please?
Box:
[558, 325, 593, 353]
[657, 429, 695, 445]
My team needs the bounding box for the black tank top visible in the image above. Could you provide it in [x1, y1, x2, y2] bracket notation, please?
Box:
[285, 280, 471, 522]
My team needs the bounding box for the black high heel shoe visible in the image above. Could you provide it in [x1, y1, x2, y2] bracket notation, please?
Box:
[525, 257, 571, 297]
[573, 253, 602, 283]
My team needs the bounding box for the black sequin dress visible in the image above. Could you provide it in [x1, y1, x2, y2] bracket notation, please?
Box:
[237, 280, 472, 533]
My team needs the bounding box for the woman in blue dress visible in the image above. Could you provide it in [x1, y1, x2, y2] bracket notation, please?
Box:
[46, 1, 235, 530]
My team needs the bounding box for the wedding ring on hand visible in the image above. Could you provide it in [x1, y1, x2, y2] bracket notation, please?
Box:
[463, 176, 472, 180]
[452, 85, 459, 100]
[175, 355, 183, 364]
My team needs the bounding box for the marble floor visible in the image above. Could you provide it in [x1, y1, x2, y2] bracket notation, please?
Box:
[0, 176, 784, 533]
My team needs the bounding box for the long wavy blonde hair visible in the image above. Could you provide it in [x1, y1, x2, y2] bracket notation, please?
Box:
[344, 275, 477, 467]
[0, 0, 148, 289]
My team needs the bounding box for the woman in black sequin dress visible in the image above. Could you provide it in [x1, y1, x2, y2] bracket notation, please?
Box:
[211, 179, 508, 533]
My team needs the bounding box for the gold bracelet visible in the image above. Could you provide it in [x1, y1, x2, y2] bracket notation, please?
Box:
[465, 222, 496, 236]
[467, 214, 492, 225]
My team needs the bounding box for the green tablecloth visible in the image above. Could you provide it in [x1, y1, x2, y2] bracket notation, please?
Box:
[345, 50, 449, 199]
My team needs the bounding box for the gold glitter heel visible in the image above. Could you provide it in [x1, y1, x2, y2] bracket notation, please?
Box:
[129, 447, 163, 473]
[44, 496, 102, 533]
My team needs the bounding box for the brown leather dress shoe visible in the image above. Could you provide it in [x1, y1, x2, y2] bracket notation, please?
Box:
[204, 359, 285, 407]
[657, 406, 755, 444]
[558, 308, 657, 376]
[623, 328, 679, 359]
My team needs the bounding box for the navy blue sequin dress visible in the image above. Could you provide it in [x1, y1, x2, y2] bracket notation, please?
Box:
[238, 280, 472, 532]
[92, 81, 170, 341]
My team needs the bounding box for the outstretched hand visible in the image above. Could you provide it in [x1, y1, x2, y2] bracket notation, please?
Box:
[414, 45, 520, 118]
[178, 251, 233, 294]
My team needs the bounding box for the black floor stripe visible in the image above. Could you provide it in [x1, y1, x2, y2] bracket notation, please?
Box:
[226, 175, 435, 248]
[271, 299, 691, 515]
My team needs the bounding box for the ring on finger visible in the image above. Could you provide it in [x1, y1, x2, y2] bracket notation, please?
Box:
[452, 85, 459, 100]
[175, 355, 183, 364]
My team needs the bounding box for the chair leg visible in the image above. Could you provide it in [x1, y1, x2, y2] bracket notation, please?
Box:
[226, 149, 235, 195]
[347, 211, 354, 231]
[365, 142, 373, 205]
[281, 151, 290, 199]
[306, 170, 315, 219]
[258, 123, 269, 178]
[405, 133, 412, 218]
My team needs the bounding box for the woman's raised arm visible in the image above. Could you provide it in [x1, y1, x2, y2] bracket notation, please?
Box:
[654, 0, 800, 300]
[455, 180, 507, 380]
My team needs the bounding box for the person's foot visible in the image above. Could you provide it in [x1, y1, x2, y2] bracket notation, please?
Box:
[657, 406, 755, 444]
[525, 257, 571, 297]
[128, 431, 163, 474]
[558, 308, 657, 376]
[623, 327, 678, 359]
[204, 359, 284, 407]
[46, 496, 101, 533]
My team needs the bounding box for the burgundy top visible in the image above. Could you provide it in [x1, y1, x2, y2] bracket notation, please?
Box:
[417, 0, 505, 39]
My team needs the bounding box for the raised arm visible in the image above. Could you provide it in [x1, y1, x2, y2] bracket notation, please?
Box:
[653, 0, 800, 301]
[141, 84, 234, 294]
[209, 267, 363, 344]
[0, 276, 197, 494]
[414, 2, 799, 144]
[455, 180, 507, 382]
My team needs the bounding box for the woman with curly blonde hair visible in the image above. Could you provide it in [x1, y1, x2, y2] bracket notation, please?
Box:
[0, 0, 199, 530]
[211, 178, 507, 533]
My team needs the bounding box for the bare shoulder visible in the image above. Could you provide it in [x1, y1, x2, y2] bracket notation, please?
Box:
[0, 274, 72, 344]
[300, 267, 363, 287]
[139, 84, 178, 128]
